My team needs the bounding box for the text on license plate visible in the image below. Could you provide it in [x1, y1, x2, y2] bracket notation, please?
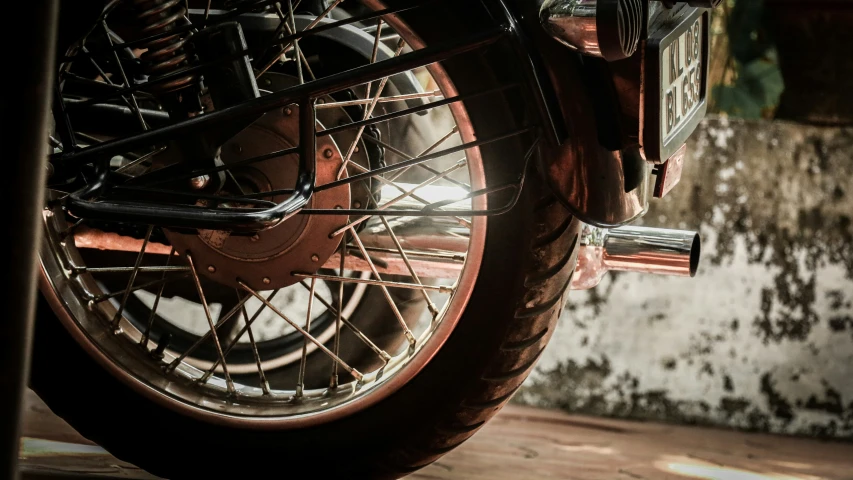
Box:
[661, 17, 704, 141]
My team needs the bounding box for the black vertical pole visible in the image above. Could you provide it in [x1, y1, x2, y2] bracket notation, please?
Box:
[0, 1, 60, 478]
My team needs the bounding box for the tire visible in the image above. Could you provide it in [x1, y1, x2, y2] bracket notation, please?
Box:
[32, 2, 582, 477]
[33, 183, 579, 478]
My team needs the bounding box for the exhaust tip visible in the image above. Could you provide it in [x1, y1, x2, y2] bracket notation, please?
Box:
[600, 226, 702, 278]
[689, 233, 701, 278]
[573, 226, 703, 290]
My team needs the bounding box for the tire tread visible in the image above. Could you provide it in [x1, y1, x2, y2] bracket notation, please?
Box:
[379, 187, 580, 475]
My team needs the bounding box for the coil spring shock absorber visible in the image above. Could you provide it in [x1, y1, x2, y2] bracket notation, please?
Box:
[132, 0, 199, 94]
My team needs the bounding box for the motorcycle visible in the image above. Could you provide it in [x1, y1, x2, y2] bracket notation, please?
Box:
[17, 0, 714, 477]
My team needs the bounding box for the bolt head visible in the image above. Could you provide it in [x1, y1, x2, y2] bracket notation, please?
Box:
[353, 201, 362, 209]
[323, 149, 334, 159]
[250, 234, 260, 242]
[207, 265, 216, 273]
[283, 107, 292, 116]
[311, 254, 320, 262]
[262, 277, 271, 285]
[354, 146, 360, 153]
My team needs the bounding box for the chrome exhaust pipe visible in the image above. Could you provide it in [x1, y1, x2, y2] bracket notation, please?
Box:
[571, 225, 700, 290]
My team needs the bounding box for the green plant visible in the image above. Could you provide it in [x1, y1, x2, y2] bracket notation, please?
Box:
[709, 0, 784, 119]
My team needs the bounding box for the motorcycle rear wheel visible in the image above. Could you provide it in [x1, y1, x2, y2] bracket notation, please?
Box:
[32, 1, 581, 477]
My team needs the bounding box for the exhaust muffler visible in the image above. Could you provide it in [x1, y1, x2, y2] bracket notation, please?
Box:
[571, 225, 700, 290]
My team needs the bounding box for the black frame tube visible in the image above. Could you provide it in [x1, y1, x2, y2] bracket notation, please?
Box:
[55, 26, 505, 167]
[316, 84, 518, 138]
[315, 127, 531, 192]
[303, 137, 540, 217]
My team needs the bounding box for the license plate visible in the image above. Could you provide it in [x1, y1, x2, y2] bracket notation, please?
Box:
[645, 8, 710, 163]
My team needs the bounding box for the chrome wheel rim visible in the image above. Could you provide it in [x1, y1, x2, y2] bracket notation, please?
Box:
[40, 1, 487, 427]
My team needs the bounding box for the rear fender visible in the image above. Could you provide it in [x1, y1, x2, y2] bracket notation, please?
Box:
[497, 0, 702, 227]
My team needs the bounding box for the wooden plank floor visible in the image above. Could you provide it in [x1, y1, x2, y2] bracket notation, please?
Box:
[18, 390, 853, 479]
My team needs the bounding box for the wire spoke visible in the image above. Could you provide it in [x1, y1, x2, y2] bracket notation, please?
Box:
[114, 146, 167, 175]
[59, 218, 85, 240]
[380, 216, 439, 317]
[351, 229, 416, 346]
[388, 126, 464, 184]
[317, 84, 517, 140]
[186, 253, 235, 393]
[75, 265, 189, 274]
[315, 90, 441, 109]
[331, 231, 346, 388]
[295, 41, 316, 81]
[141, 248, 177, 347]
[260, 0, 300, 61]
[287, 0, 304, 84]
[346, 126, 473, 228]
[363, 19, 384, 104]
[62, 1, 449, 115]
[256, 0, 344, 78]
[323, 247, 464, 278]
[337, 39, 407, 179]
[347, 129, 463, 196]
[165, 289, 254, 372]
[101, 22, 149, 131]
[197, 289, 281, 382]
[54, 25, 505, 167]
[294, 272, 452, 293]
[350, 246, 466, 262]
[273, 2, 317, 82]
[80, 42, 147, 132]
[317, 127, 530, 193]
[297, 280, 391, 362]
[110, 225, 154, 331]
[295, 278, 316, 397]
[225, 170, 248, 195]
[92, 273, 190, 303]
[331, 159, 467, 236]
[67, 0, 410, 63]
[238, 281, 364, 381]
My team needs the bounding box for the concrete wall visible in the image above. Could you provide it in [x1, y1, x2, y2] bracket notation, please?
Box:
[517, 116, 853, 438]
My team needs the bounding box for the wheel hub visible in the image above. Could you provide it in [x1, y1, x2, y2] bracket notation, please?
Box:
[164, 105, 350, 290]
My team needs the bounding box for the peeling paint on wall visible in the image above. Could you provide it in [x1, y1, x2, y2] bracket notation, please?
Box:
[517, 117, 853, 439]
